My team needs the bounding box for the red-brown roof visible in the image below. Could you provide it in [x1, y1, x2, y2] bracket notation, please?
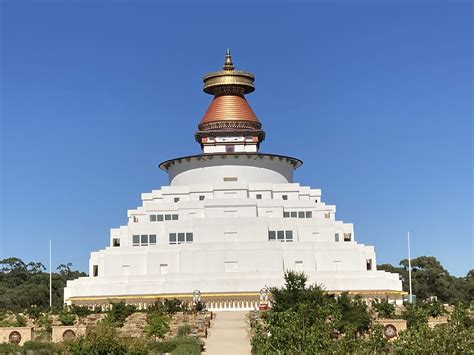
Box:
[200, 95, 260, 125]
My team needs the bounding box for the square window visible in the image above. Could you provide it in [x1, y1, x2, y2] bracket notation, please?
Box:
[290, 212, 297, 218]
[178, 233, 185, 243]
[149, 235, 156, 245]
[282, 195, 288, 200]
[325, 212, 331, 218]
[133, 235, 140, 246]
[277, 231, 285, 241]
[157, 215, 163, 222]
[285, 231, 293, 242]
[172, 214, 178, 220]
[150, 215, 156, 222]
[298, 211, 305, 218]
[199, 195, 205, 201]
[335, 233, 340, 242]
[165, 214, 171, 221]
[268, 231, 276, 241]
[174, 197, 180, 202]
[344, 233, 351, 242]
[283, 212, 290, 218]
[169, 233, 177, 244]
[186, 233, 193, 242]
[226, 145, 235, 153]
[305, 211, 312, 218]
[141, 235, 148, 246]
[112, 238, 120, 247]
[256, 194, 262, 200]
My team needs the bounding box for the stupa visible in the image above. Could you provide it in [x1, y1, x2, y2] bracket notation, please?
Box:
[64, 51, 403, 310]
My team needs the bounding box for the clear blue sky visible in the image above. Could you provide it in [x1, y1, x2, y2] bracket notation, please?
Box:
[1, 1, 472, 276]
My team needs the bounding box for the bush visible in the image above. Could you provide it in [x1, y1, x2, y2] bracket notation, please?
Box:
[15, 314, 27, 327]
[149, 336, 203, 354]
[0, 343, 21, 354]
[70, 304, 93, 318]
[23, 340, 57, 353]
[372, 299, 396, 319]
[145, 311, 170, 339]
[177, 324, 192, 337]
[59, 309, 76, 325]
[104, 302, 137, 326]
[194, 300, 206, 312]
[164, 298, 186, 314]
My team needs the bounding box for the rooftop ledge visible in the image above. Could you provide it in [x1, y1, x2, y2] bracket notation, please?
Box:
[159, 152, 303, 171]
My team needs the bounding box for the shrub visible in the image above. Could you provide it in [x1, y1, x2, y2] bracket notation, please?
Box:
[23, 340, 57, 352]
[59, 309, 76, 325]
[164, 298, 186, 314]
[0, 343, 21, 354]
[194, 300, 206, 312]
[15, 313, 27, 327]
[177, 324, 192, 337]
[145, 311, 170, 339]
[70, 304, 92, 318]
[372, 299, 396, 319]
[104, 302, 137, 326]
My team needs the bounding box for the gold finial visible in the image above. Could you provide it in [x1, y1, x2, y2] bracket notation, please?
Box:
[223, 48, 234, 71]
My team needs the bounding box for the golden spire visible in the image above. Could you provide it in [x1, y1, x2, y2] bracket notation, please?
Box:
[203, 49, 255, 95]
[223, 48, 235, 71]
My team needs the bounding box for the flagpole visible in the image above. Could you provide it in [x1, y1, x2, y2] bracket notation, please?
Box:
[49, 239, 52, 308]
[407, 231, 413, 303]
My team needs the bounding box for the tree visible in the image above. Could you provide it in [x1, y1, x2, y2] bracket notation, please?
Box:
[372, 298, 396, 319]
[145, 311, 170, 340]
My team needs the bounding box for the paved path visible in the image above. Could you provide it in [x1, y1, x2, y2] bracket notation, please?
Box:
[204, 311, 252, 355]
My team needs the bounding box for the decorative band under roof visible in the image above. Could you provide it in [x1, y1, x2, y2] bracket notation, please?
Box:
[198, 120, 262, 131]
[212, 86, 246, 96]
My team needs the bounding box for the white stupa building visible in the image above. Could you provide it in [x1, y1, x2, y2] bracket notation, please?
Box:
[64, 51, 403, 309]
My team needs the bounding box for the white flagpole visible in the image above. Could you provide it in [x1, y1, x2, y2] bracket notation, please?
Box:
[49, 239, 52, 308]
[407, 231, 413, 303]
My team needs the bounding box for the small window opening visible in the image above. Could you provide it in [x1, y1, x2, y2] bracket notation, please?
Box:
[366, 259, 373, 271]
[199, 195, 205, 201]
[282, 195, 288, 200]
[112, 238, 120, 247]
[256, 194, 262, 199]
[335, 233, 340, 242]
[92, 265, 98, 277]
[344, 233, 352, 242]
[174, 197, 180, 203]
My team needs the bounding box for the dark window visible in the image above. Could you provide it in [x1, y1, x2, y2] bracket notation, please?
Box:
[315, 200, 318, 203]
[223, 177, 238, 182]
[149, 235, 156, 245]
[277, 231, 285, 241]
[268, 231, 276, 241]
[133, 235, 140, 246]
[282, 195, 288, 200]
[186, 233, 193, 242]
[93, 265, 98, 277]
[165, 214, 171, 221]
[344, 233, 352, 242]
[366, 259, 373, 271]
[290, 212, 297, 218]
[285, 231, 293, 242]
[150, 215, 156, 222]
[335, 233, 340, 242]
[172, 214, 178, 220]
[283, 212, 290, 218]
[199, 195, 205, 201]
[169, 233, 177, 244]
[298, 211, 305, 218]
[157, 215, 163, 222]
[141, 235, 148, 246]
[226, 145, 235, 153]
[256, 194, 262, 200]
[174, 197, 180, 202]
[112, 238, 120, 247]
[305, 211, 312, 218]
[178, 233, 185, 243]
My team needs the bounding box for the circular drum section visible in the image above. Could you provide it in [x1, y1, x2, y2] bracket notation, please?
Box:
[160, 153, 302, 186]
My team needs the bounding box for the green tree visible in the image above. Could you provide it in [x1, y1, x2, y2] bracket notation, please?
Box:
[372, 298, 396, 319]
[145, 311, 170, 340]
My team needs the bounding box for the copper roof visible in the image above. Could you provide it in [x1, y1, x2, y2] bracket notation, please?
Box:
[200, 95, 260, 125]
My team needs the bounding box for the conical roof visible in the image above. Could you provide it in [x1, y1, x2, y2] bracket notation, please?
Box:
[198, 50, 262, 131]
